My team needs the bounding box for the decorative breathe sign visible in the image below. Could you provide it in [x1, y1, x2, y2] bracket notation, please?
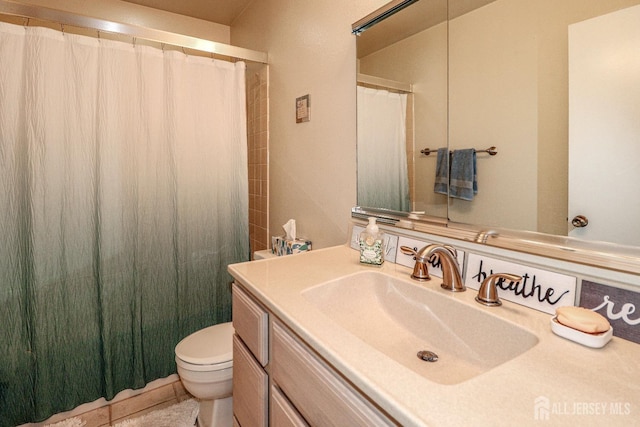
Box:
[580, 280, 640, 344]
[465, 254, 577, 314]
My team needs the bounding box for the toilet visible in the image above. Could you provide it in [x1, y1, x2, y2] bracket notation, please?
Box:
[175, 322, 234, 427]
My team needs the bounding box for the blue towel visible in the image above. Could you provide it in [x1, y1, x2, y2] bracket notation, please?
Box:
[449, 149, 477, 201]
[433, 147, 449, 195]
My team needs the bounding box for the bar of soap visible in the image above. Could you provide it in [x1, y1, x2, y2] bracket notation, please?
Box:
[556, 306, 610, 334]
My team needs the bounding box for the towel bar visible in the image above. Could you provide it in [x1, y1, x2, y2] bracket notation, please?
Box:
[420, 146, 497, 156]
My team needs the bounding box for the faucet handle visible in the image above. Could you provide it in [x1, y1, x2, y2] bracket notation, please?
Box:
[400, 246, 417, 257]
[475, 273, 522, 306]
[400, 246, 431, 281]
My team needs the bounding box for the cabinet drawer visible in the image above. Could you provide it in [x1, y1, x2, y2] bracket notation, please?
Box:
[271, 321, 397, 427]
[232, 282, 269, 366]
[271, 385, 309, 427]
[232, 335, 268, 427]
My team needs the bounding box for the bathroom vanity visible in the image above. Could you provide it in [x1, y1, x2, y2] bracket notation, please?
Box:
[232, 281, 395, 426]
[228, 228, 640, 426]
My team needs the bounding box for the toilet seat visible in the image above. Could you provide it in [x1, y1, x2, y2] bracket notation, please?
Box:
[175, 322, 234, 369]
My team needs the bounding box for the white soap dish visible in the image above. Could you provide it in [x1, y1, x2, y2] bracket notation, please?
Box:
[551, 316, 612, 348]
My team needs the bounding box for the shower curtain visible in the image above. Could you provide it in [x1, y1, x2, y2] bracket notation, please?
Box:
[357, 86, 410, 212]
[0, 22, 249, 426]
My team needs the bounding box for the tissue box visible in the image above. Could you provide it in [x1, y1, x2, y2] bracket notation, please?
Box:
[271, 236, 312, 256]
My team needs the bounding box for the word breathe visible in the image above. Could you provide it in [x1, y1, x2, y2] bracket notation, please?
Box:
[472, 260, 570, 305]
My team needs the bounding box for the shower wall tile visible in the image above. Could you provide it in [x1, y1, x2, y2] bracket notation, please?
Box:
[247, 65, 269, 254]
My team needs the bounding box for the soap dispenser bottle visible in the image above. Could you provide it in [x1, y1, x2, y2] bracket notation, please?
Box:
[359, 217, 385, 266]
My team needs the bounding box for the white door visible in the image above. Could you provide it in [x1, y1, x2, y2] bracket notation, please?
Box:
[568, 5, 640, 246]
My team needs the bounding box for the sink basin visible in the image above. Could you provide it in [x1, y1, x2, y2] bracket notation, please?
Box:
[302, 271, 538, 385]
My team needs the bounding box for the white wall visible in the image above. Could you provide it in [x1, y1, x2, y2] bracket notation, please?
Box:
[231, 0, 389, 249]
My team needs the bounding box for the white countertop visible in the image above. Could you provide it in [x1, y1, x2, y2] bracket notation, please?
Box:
[228, 245, 640, 426]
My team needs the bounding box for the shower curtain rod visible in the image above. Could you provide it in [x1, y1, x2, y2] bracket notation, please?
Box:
[357, 73, 412, 93]
[0, 0, 268, 64]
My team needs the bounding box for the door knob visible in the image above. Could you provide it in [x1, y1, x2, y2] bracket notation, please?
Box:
[571, 215, 589, 228]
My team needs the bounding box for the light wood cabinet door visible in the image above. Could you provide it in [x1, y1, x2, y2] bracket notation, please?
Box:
[232, 283, 269, 366]
[271, 321, 398, 427]
[232, 335, 268, 427]
[270, 385, 310, 427]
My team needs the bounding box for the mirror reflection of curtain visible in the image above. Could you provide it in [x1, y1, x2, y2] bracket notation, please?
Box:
[357, 86, 410, 211]
[0, 22, 248, 425]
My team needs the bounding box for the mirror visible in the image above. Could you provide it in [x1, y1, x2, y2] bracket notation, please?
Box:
[356, 0, 448, 216]
[355, 0, 640, 250]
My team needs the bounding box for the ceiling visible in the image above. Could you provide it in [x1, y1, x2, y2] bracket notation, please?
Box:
[123, 0, 254, 25]
[124, 0, 496, 35]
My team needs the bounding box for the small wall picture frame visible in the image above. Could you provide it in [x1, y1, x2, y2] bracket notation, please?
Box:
[296, 94, 310, 123]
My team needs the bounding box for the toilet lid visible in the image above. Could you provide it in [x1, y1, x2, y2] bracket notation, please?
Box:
[175, 322, 234, 365]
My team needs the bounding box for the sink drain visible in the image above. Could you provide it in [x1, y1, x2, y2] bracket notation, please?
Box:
[417, 350, 438, 362]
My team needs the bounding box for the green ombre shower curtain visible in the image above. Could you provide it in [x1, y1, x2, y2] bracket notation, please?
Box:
[0, 22, 249, 426]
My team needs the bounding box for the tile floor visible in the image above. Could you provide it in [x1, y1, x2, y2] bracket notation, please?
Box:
[31, 378, 194, 427]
